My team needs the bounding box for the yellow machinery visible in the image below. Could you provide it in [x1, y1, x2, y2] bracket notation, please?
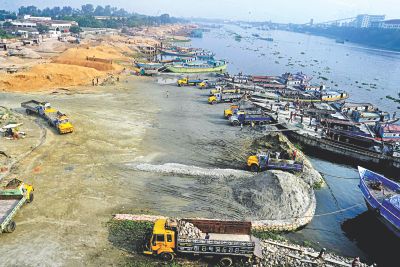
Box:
[144, 218, 261, 266]
[143, 219, 176, 261]
[0, 179, 34, 233]
[224, 104, 239, 118]
[177, 77, 204, 87]
[210, 88, 240, 96]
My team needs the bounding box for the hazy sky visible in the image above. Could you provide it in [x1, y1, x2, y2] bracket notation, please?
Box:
[1, 0, 399, 23]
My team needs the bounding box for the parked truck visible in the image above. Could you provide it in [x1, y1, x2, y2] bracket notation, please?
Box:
[177, 77, 205, 87]
[21, 100, 74, 134]
[247, 153, 303, 172]
[143, 218, 262, 266]
[230, 112, 272, 126]
[209, 87, 241, 96]
[208, 93, 243, 105]
[0, 179, 34, 234]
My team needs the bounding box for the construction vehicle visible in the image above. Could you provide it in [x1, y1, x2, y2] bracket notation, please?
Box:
[208, 93, 243, 105]
[177, 77, 205, 87]
[224, 104, 261, 119]
[247, 153, 304, 172]
[209, 87, 241, 96]
[229, 111, 272, 126]
[21, 100, 74, 134]
[143, 218, 262, 266]
[0, 179, 34, 234]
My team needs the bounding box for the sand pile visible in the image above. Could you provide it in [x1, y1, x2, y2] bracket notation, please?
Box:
[232, 171, 314, 220]
[52, 44, 130, 71]
[57, 45, 128, 61]
[0, 63, 103, 91]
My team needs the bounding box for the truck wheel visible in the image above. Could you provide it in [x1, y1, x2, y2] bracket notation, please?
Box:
[26, 109, 31, 115]
[232, 120, 239, 126]
[219, 257, 233, 267]
[5, 221, 16, 233]
[160, 252, 174, 262]
[211, 100, 217, 105]
[250, 164, 259, 172]
[27, 192, 34, 203]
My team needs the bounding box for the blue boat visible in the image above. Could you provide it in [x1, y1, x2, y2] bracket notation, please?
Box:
[358, 166, 400, 237]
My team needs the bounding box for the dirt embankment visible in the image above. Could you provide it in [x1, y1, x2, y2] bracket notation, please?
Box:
[0, 44, 133, 92]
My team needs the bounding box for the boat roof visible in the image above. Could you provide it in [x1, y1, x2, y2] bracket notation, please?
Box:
[379, 124, 400, 132]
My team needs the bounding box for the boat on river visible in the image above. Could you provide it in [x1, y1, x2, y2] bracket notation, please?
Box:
[165, 60, 227, 73]
[358, 167, 400, 238]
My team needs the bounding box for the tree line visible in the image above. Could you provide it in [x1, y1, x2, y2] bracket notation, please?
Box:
[1, 4, 183, 29]
[290, 25, 400, 52]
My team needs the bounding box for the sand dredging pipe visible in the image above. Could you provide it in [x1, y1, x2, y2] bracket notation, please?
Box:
[126, 162, 316, 231]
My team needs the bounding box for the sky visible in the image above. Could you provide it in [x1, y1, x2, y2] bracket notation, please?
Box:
[1, 0, 399, 24]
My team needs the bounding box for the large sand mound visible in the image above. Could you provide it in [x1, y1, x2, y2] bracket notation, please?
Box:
[0, 63, 103, 91]
[57, 45, 128, 61]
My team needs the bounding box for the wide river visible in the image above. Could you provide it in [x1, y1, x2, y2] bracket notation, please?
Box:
[191, 25, 400, 266]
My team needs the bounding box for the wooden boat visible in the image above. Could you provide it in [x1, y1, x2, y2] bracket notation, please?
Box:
[135, 62, 164, 69]
[358, 167, 400, 238]
[166, 60, 227, 74]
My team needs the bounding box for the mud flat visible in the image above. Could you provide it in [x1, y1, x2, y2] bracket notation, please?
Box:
[0, 72, 322, 265]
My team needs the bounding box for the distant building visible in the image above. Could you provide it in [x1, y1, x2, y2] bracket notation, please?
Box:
[381, 19, 400, 29]
[11, 21, 37, 28]
[356, 14, 385, 28]
[309, 19, 314, 26]
[23, 15, 51, 21]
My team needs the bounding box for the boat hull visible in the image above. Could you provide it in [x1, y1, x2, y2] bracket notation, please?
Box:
[166, 64, 227, 73]
[358, 167, 400, 238]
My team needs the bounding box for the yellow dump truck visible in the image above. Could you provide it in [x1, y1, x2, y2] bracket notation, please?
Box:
[224, 104, 240, 118]
[247, 153, 303, 172]
[21, 100, 74, 134]
[210, 87, 241, 96]
[177, 77, 205, 87]
[143, 218, 262, 266]
[0, 179, 34, 233]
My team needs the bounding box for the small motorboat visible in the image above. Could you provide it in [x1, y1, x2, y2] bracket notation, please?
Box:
[358, 166, 400, 238]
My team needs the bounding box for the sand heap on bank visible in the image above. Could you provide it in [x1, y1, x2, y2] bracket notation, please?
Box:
[52, 44, 130, 71]
[232, 171, 314, 220]
[0, 63, 103, 91]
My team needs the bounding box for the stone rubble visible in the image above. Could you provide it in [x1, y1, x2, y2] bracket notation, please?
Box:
[259, 239, 372, 267]
[177, 220, 203, 239]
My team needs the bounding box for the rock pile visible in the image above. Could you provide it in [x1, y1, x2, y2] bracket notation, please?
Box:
[260, 239, 370, 267]
[178, 220, 202, 239]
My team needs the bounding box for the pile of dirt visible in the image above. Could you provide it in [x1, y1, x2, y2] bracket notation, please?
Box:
[52, 58, 116, 71]
[0, 63, 103, 91]
[56, 45, 128, 61]
[232, 171, 314, 220]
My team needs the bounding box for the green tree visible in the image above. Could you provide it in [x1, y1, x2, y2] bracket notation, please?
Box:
[37, 24, 50, 34]
[69, 25, 82, 34]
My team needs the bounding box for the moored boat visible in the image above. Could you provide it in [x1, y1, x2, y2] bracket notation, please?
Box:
[358, 167, 400, 238]
[165, 60, 228, 73]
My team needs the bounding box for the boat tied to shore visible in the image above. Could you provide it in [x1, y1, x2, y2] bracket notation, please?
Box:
[165, 59, 228, 73]
[358, 167, 400, 238]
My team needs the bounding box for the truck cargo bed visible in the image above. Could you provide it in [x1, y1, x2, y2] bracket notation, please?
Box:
[0, 199, 20, 224]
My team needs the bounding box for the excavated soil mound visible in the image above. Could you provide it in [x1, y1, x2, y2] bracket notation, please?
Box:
[52, 58, 116, 71]
[0, 63, 103, 91]
[232, 170, 314, 220]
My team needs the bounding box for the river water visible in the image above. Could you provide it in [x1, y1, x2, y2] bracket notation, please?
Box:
[191, 25, 400, 266]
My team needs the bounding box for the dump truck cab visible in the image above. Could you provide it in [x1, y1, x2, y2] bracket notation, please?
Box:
[0, 179, 34, 202]
[55, 113, 74, 134]
[143, 219, 176, 261]
[247, 154, 266, 172]
[224, 105, 239, 118]
[177, 77, 189, 86]
[208, 93, 220, 104]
